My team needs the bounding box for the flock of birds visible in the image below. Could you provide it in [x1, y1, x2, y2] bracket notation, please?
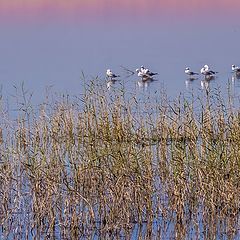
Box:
[185, 64, 240, 80]
[105, 64, 240, 89]
[106, 65, 158, 81]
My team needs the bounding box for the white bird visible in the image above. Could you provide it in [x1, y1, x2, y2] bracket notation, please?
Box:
[200, 66, 208, 75]
[136, 68, 153, 80]
[200, 65, 218, 78]
[140, 65, 158, 76]
[205, 65, 218, 75]
[232, 64, 240, 73]
[140, 65, 146, 73]
[106, 69, 120, 79]
[136, 68, 144, 77]
[185, 67, 199, 76]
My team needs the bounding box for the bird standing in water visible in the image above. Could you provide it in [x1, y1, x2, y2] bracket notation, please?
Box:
[106, 69, 120, 80]
[200, 64, 218, 79]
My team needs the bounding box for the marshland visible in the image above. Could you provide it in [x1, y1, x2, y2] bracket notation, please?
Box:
[1, 1, 240, 239]
[0, 79, 240, 239]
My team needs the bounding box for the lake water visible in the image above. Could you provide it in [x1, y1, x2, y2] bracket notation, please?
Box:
[0, 0, 240, 104]
[0, 2, 240, 238]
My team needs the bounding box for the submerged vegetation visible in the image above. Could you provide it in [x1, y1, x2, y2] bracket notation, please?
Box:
[1, 80, 240, 239]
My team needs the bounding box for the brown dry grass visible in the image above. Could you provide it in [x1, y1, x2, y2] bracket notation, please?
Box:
[0, 81, 240, 239]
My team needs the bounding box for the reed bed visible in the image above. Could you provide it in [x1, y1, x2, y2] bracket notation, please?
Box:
[0, 80, 240, 239]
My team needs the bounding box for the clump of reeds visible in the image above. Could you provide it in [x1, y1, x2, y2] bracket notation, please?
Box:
[0, 80, 240, 239]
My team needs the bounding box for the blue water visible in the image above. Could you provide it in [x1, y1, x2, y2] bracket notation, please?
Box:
[0, 15, 240, 104]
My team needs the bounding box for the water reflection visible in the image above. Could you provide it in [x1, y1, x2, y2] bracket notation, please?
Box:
[201, 79, 212, 91]
[232, 72, 240, 82]
[107, 79, 117, 90]
[184, 67, 199, 80]
[137, 77, 157, 89]
[231, 73, 240, 95]
[187, 75, 199, 81]
[1, 2, 240, 240]
[185, 78, 196, 90]
[201, 77, 216, 92]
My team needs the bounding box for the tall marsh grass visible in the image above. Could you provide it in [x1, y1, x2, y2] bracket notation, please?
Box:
[0, 80, 240, 239]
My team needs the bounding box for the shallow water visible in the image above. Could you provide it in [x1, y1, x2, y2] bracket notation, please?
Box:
[1, 2, 240, 239]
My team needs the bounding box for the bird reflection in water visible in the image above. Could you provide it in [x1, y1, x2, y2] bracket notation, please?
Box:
[231, 72, 240, 83]
[137, 76, 154, 89]
[200, 77, 215, 91]
[184, 67, 199, 90]
[107, 79, 118, 90]
[185, 79, 195, 90]
[232, 74, 237, 83]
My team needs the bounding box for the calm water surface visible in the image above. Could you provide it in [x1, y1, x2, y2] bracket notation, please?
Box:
[0, 1, 240, 104]
[0, 2, 240, 238]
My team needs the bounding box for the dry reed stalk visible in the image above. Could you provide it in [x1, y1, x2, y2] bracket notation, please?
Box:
[0, 81, 240, 239]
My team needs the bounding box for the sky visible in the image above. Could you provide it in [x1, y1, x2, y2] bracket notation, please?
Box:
[0, 0, 240, 23]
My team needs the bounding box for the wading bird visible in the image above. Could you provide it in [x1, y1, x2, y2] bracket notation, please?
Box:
[185, 67, 199, 77]
[232, 64, 240, 73]
[200, 64, 218, 79]
[106, 69, 120, 80]
[139, 65, 158, 76]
